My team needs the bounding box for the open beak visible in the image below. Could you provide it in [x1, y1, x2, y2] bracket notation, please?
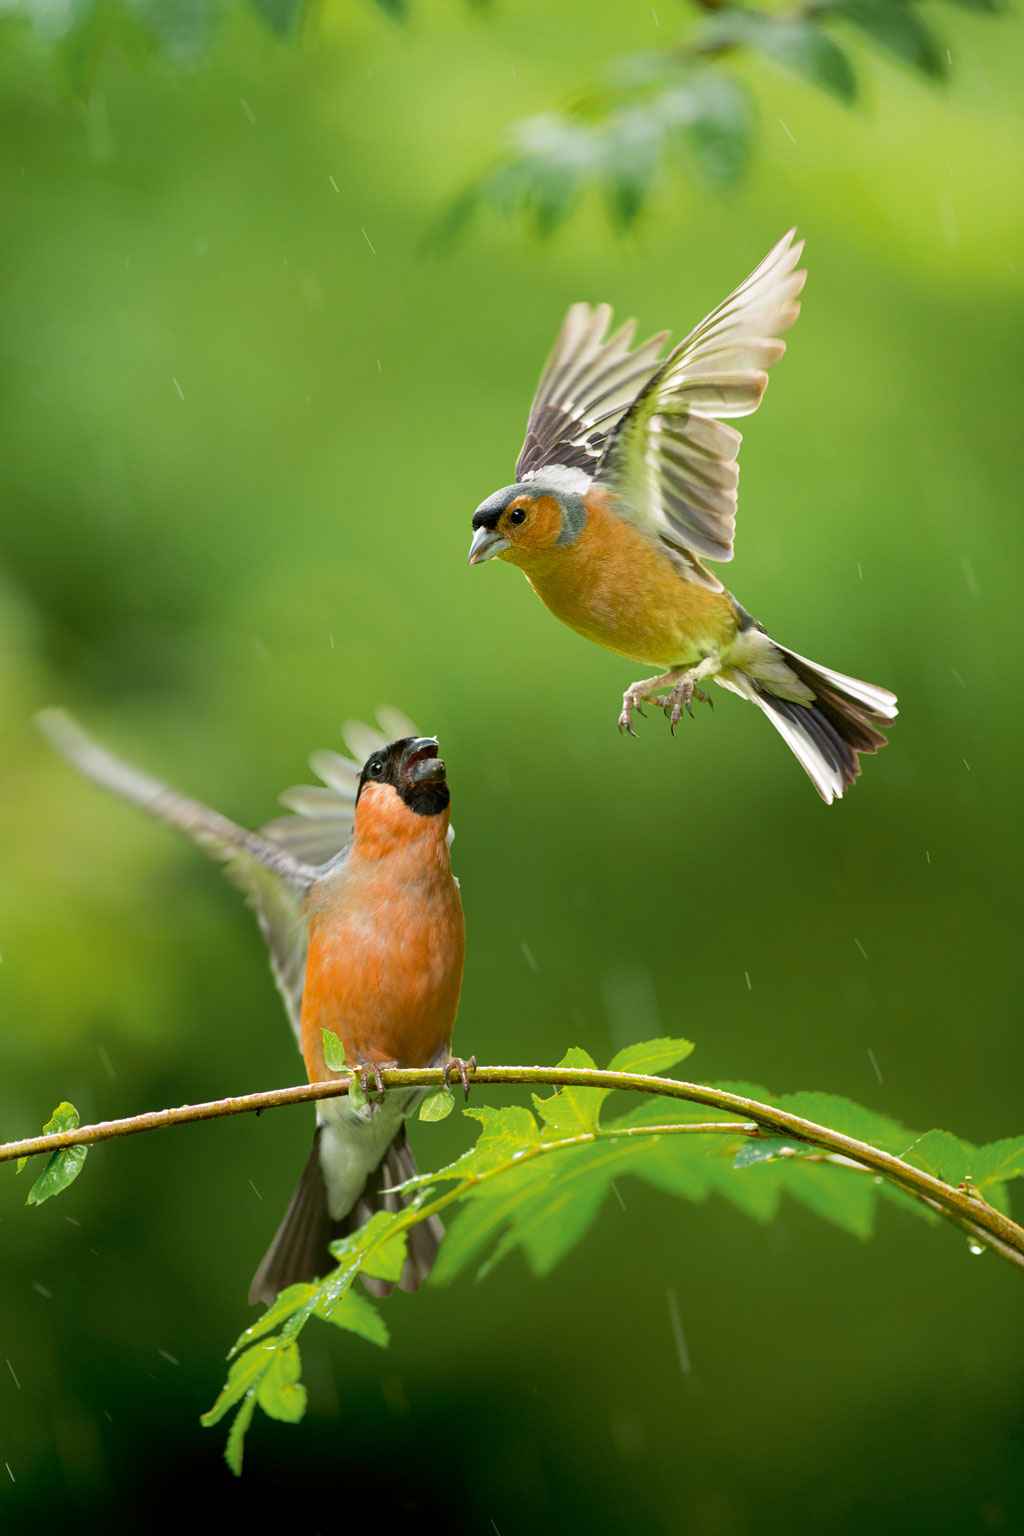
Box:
[403, 737, 446, 786]
[468, 527, 509, 565]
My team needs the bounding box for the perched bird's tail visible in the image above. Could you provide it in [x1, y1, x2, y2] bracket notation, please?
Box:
[248, 1124, 443, 1307]
[718, 626, 897, 804]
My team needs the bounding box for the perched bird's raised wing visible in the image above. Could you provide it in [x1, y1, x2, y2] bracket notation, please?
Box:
[37, 708, 318, 1037]
[259, 705, 448, 863]
[515, 305, 668, 481]
[599, 228, 806, 565]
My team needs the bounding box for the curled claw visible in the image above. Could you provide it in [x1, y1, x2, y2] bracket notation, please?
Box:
[359, 1060, 397, 1095]
[443, 1055, 477, 1100]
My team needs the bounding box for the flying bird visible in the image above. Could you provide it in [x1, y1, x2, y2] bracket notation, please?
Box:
[37, 708, 468, 1306]
[468, 229, 897, 802]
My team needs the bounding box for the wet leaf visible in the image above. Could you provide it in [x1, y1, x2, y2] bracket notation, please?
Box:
[734, 1136, 810, 1168]
[903, 1128, 975, 1185]
[419, 1087, 455, 1122]
[319, 1288, 390, 1348]
[321, 1029, 347, 1072]
[607, 1036, 695, 1078]
[202, 1340, 276, 1427]
[256, 1340, 307, 1423]
[532, 1047, 603, 1136]
[22, 1103, 88, 1206]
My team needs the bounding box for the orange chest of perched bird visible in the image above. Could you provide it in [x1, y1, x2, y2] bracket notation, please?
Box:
[301, 781, 465, 1079]
[500, 487, 740, 670]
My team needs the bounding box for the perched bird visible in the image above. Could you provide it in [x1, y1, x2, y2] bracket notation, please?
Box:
[468, 229, 897, 803]
[37, 708, 469, 1305]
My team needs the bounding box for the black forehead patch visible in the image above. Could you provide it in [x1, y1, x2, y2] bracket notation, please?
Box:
[356, 738, 414, 801]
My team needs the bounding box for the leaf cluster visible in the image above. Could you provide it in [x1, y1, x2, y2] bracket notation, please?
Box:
[195, 1038, 1024, 1472]
[440, 0, 1002, 237]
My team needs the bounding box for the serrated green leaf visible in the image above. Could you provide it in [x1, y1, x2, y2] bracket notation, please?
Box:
[321, 1029, 347, 1072]
[824, 0, 946, 79]
[248, 0, 306, 37]
[224, 1392, 257, 1476]
[348, 1073, 367, 1111]
[607, 1037, 695, 1078]
[708, 1156, 783, 1222]
[362, 1229, 408, 1283]
[903, 1129, 975, 1186]
[319, 1288, 390, 1348]
[704, 10, 858, 103]
[462, 1104, 541, 1171]
[513, 1139, 654, 1275]
[430, 1161, 555, 1285]
[23, 1103, 88, 1205]
[229, 1283, 314, 1358]
[734, 1136, 810, 1168]
[256, 1339, 307, 1423]
[202, 1340, 276, 1427]
[968, 1136, 1024, 1190]
[532, 1047, 603, 1137]
[778, 1160, 876, 1240]
[629, 1136, 715, 1202]
[419, 1088, 455, 1123]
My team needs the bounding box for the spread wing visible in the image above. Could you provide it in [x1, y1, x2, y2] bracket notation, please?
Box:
[37, 708, 317, 1038]
[598, 228, 806, 565]
[259, 705, 424, 864]
[515, 304, 668, 481]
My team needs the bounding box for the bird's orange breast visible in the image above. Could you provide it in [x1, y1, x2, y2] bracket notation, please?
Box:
[300, 787, 465, 1081]
[501, 491, 738, 669]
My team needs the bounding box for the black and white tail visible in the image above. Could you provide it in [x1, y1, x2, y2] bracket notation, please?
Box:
[249, 1124, 444, 1307]
[719, 631, 897, 804]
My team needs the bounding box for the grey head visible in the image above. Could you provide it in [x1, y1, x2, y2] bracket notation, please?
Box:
[467, 470, 591, 565]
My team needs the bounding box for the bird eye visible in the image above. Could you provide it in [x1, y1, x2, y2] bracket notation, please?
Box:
[509, 507, 526, 526]
[367, 758, 384, 777]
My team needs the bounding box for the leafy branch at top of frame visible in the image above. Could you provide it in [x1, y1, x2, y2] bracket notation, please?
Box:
[8, 1036, 1024, 1474]
[440, 0, 1005, 240]
[2, 0, 1007, 216]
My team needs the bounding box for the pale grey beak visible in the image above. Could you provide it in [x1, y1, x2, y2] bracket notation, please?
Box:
[468, 527, 510, 565]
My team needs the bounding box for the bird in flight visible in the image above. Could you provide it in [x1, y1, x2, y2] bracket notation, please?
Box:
[468, 229, 897, 802]
[37, 708, 469, 1306]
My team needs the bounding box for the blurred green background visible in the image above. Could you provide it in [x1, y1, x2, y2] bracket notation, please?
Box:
[2, 1, 1023, 1529]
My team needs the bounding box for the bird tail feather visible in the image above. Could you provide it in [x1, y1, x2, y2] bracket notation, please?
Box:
[718, 633, 897, 804]
[248, 1125, 443, 1308]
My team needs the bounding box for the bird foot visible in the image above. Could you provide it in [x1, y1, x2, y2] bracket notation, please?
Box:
[359, 1059, 399, 1095]
[618, 673, 679, 736]
[654, 680, 715, 732]
[442, 1055, 477, 1100]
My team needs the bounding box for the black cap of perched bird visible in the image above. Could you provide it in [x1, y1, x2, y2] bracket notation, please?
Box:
[468, 229, 897, 803]
[36, 708, 471, 1307]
